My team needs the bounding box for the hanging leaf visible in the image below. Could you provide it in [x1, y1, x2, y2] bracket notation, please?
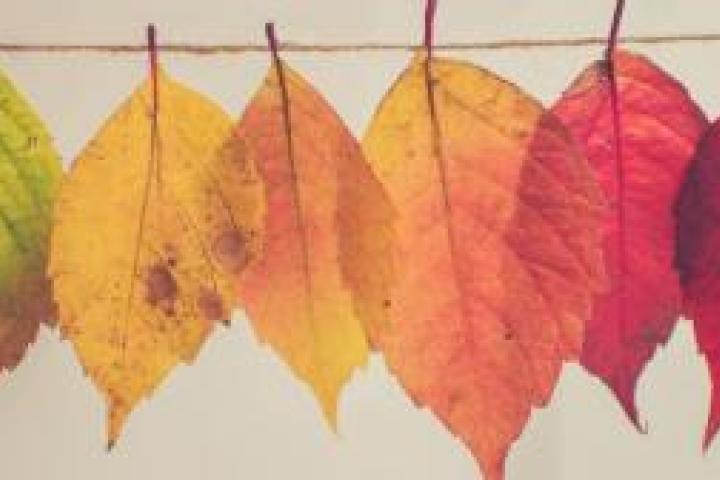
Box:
[677, 119, 720, 448]
[552, 50, 708, 425]
[0, 69, 62, 370]
[230, 25, 392, 425]
[362, 50, 605, 479]
[49, 58, 262, 445]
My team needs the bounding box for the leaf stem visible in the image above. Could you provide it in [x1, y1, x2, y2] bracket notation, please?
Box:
[423, 0, 438, 121]
[146, 24, 162, 189]
[265, 22, 281, 66]
[424, 0, 437, 59]
[147, 24, 159, 126]
[606, 0, 626, 61]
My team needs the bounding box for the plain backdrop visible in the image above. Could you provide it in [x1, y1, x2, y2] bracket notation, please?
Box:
[2, 0, 720, 478]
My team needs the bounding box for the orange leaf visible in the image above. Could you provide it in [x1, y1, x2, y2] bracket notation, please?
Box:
[230, 39, 393, 424]
[362, 53, 605, 479]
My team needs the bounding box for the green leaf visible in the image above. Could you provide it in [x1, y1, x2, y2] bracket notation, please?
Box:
[0, 68, 62, 370]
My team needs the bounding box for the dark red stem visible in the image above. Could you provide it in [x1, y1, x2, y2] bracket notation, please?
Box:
[265, 22, 281, 66]
[606, 0, 625, 62]
[146, 23, 161, 187]
[147, 24, 159, 121]
[424, 0, 437, 59]
[265, 22, 290, 155]
[265, 22, 289, 146]
[423, 0, 438, 107]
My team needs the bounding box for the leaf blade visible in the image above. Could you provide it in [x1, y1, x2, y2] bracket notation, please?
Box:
[363, 54, 605, 478]
[233, 61, 386, 424]
[677, 119, 720, 448]
[50, 68, 262, 444]
[0, 69, 62, 370]
[552, 50, 708, 424]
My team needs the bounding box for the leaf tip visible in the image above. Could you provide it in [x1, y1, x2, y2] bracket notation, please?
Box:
[319, 396, 339, 433]
[615, 384, 646, 434]
[478, 456, 506, 480]
[107, 401, 131, 453]
[703, 413, 720, 452]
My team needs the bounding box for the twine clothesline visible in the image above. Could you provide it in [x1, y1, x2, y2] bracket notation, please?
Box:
[1, 33, 720, 55]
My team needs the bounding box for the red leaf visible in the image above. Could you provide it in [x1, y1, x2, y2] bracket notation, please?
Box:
[677, 119, 720, 448]
[552, 50, 708, 425]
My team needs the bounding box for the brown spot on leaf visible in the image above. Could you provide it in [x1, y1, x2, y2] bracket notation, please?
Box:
[164, 243, 179, 268]
[212, 230, 250, 274]
[145, 264, 177, 315]
[197, 286, 226, 322]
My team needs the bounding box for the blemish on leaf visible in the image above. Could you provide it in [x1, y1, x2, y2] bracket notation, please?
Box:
[164, 243, 179, 268]
[197, 286, 225, 322]
[145, 263, 177, 314]
[212, 230, 250, 274]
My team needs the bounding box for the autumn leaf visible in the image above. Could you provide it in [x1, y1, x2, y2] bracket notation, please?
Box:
[0, 69, 62, 370]
[228, 24, 392, 425]
[552, 49, 708, 426]
[49, 29, 262, 446]
[362, 35, 605, 480]
[676, 118, 720, 449]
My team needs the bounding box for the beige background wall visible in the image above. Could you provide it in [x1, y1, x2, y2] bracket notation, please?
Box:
[2, 0, 720, 478]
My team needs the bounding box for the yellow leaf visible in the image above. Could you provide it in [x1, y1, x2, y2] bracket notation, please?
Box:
[49, 68, 262, 446]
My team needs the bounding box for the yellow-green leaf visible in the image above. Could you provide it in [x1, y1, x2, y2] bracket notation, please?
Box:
[0, 69, 62, 370]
